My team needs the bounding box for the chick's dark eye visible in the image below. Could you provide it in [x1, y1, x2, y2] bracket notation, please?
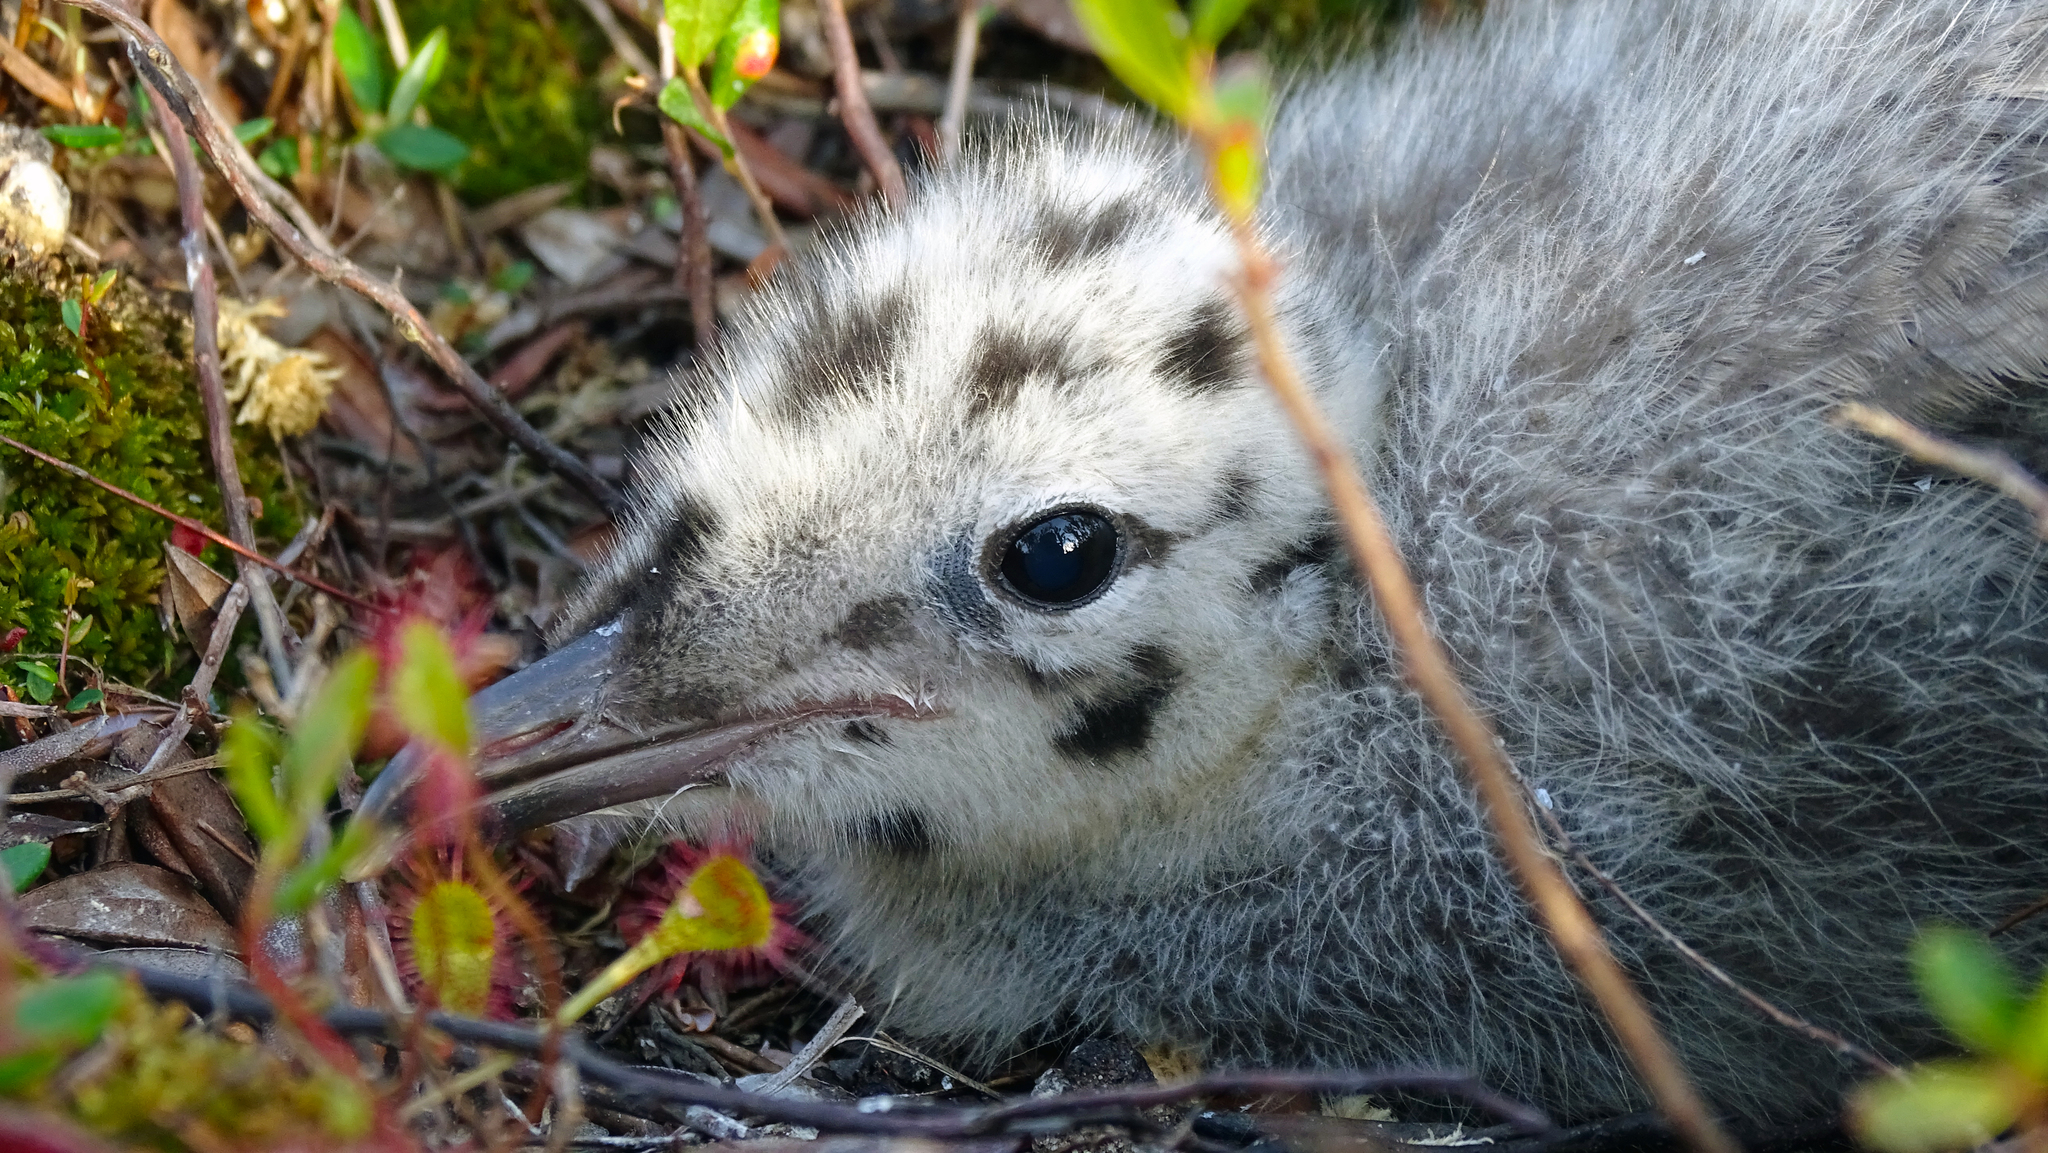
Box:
[999, 510, 1120, 607]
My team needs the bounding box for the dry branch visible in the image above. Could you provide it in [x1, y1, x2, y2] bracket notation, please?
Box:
[58, 0, 625, 514]
[1832, 401, 2048, 538]
[818, 0, 907, 204]
[939, 2, 982, 160]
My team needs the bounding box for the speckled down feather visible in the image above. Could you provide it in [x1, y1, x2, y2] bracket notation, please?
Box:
[556, 0, 2048, 1121]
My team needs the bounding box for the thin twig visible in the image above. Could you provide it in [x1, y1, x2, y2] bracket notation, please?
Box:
[1993, 892, 2048, 936]
[9, 753, 220, 805]
[656, 21, 715, 351]
[156, 97, 297, 693]
[1529, 796, 1901, 1077]
[1203, 166, 1738, 1153]
[0, 431, 375, 610]
[817, 0, 906, 205]
[680, 66, 790, 254]
[1832, 401, 2048, 538]
[114, 963, 1552, 1138]
[747, 997, 862, 1095]
[575, 0, 656, 81]
[139, 580, 248, 775]
[64, 0, 624, 513]
[938, 2, 981, 161]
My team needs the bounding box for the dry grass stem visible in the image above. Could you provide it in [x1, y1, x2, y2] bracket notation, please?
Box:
[1832, 400, 2048, 538]
[818, 0, 907, 204]
[939, 1, 981, 160]
[1214, 215, 1738, 1153]
[681, 67, 791, 255]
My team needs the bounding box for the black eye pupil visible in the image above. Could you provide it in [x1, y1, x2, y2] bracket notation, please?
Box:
[1000, 511, 1119, 607]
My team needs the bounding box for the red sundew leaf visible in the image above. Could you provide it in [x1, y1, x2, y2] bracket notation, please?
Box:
[410, 879, 498, 1016]
[0, 627, 23, 653]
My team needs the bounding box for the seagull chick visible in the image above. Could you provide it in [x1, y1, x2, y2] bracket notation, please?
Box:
[369, 0, 2048, 1122]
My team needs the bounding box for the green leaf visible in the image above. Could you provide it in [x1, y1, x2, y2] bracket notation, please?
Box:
[1070, 0, 1194, 119]
[332, 7, 389, 116]
[59, 299, 81, 339]
[258, 136, 300, 179]
[88, 269, 117, 304]
[657, 78, 731, 156]
[281, 649, 375, 819]
[1207, 64, 1268, 220]
[709, 0, 779, 110]
[411, 879, 498, 1015]
[2011, 971, 2048, 1079]
[491, 259, 536, 295]
[385, 26, 450, 124]
[64, 688, 102, 711]
[665, 0, 745, 69]
[1914, 927, 2022, 1054]
[1189, 0, 1255, 46]
[14, 971, 124, 1048]
[1850, 1060, 2019, 1153]
[40, 123, 123, 150]
[233, 117, 276, 145]
[393, 621, 471, 752]
[18, 659, 56, 704]
[274, 818, 377, 915]
[0, 841, 50, 892]
[221, 709, 287, 845]
[374, 123, 469, 173]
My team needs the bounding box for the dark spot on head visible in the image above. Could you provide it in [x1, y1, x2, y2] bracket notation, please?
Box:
[1120, 514, 1183, 568]
[1017, 658, 1097, 698]
[1157, 299, 1248, 395]
[1248, 531, 1339, 595]
[1214, 470, 1258, 522]
[851, 806, 936, 857]
[1055, 645, 1182, 762]
[965, 324, 1076, 418]
[829, 596, 912, 651]
[619, 499, 720, 620]
[777, 285, 911, 418]
[843, 719, 889, 745]
[1033, 197, 1143, 267]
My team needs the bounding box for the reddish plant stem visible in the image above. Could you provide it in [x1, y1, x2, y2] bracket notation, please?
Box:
[660, 122, 716, 351]
[818, 0, 906, 205]
[69, 0, 623, 514]
[1208, 183, 1738, 1153]
[0, 431, 376, 611]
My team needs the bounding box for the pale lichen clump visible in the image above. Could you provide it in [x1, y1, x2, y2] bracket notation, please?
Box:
[217, 297, 342, 438]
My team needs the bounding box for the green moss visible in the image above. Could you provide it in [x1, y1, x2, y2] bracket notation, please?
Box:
[0, 256, 297, 696]
[403, 0, 611, 203]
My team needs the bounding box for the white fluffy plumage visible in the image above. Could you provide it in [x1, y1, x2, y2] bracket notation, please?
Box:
[552, 0, 2048, 1122]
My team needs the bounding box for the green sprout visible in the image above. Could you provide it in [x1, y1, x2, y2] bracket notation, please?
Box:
[331, 8, 467, 174]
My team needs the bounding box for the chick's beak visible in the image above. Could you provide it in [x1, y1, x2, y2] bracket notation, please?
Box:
[353, 621, 786, 853]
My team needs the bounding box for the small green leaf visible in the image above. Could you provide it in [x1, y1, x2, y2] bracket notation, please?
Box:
[657, 78, 731, 156]
[709, 0, 779, 110]
[40, 124, 123, 149]
[88, 269, 118, 304]
[14, 971, 125, 1047]
[64, 688, 103, 711]
[385, 26, 450, 124]
[1189, 0, 1256, 47]
[1071, 0, 1195, 119]
[59, 299, 81, 339]
[274, 819, 377, 915]
[2010, 972, 2048, 1079]
[665, 0, 745, 69]
[411, 879, 498, 1015]
[222, 709, 288, 845]
[0, 842, 50, 892]
[393, 621, 471, 752]
[1850, 1060, 2019, 1153]
[258, 136, 300, 179]
[281, 650, 376, 819]
[374, 123, 469, 173]
[491, 259, 536, 295]
[18, 659, 57, 705]
[332, 7, 389, 116]
[233, 117, 276, 145]
[1914, 927, 2022, 1054]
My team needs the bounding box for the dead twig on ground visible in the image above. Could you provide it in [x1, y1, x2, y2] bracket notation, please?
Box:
[1832, 401, 2048, 538]
[939, 2, 982, 160]
[138, 578, 248, 774]
[818, 0, 906, 205]
[156, 99, 298, 694]
[63, 0, 625, 514]
[114, 963, 1553, 1139]
[0, 432, 374, 609]
[656, 22, 716, 350]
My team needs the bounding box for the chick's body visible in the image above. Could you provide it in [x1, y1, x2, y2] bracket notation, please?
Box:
[557, 0, 2048, 1121]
